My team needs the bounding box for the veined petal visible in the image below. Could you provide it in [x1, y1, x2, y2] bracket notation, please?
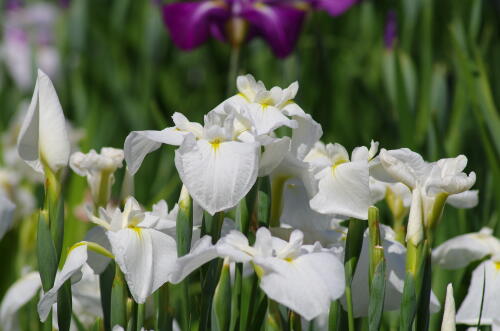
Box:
[0, 195, 16, 241]
[259, 137, 291, 176]
[290, 114, 323, 161]
[310, 161, 370, 220]
[242, 4, 306, 58]
[216, 230, 255, 262]
[432, 231, 500, 269]
[169, 236, 217, 283]
[162, 1, 229, 50]
[124, 128, 186, 175]
[255, 251, 345, 320]
[38, 244, 88, 322]
[107, 227, 177, 303]
[0, 272, 41, 331]
[175, 135, 259, 215]
[446, 190, 479, 209]
[456, 260, 500, 325]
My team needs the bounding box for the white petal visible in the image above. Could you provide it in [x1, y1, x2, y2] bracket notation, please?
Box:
[245, 103, 297, 136]
[216, 231, 255, 262]
[447, 190, 479, 209]
[347, 233, 406, 317]
[441, 283, 456, 331]
[175, 136, 259, 215]
[124, 128, 186, 175]
[84, 226, 112, 274]
[259, 137, 290, 177]
[456, 260, 500, 325]
[290, 115, 323, 161]
[310, 161, 370, 220]
[38, 244, 88, 322]
[432, 232, 499, 269]
[379, 148, 429, 189]
[255, 252, 345, 321]
[169, 236, 217, 283]
[107, 227, 177, 303]
[37, 70, 70, 172]
[0, 195, 16, 241]
[0, 272, 41, 331]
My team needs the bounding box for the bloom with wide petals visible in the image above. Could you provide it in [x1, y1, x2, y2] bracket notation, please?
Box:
[17, 69, 70, 174]
[217, 227, 345, 320]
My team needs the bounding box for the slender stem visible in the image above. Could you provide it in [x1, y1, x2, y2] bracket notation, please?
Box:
[136, 303, 145, 331]
[344, 219, 367, 331]
[226, 46, 241, 97]
[269, 176, 288, 228]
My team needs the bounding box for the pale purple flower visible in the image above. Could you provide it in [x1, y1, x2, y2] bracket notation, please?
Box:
[384, 10, 397, 50]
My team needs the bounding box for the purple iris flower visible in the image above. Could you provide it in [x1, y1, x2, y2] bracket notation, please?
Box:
[162, 0, 358, 58]
[384, 10, 397, 50]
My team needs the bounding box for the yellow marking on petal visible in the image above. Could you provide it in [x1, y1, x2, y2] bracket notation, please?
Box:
[284, 257, 294, 263]
[237, 93, 250, 102]
[69, 242, 87, 251]
[293, 2, 310, 11]
[252, 263, 265, 278]
[330, 159, 348, 175]
[495, 262, 500, 271]
[211, 139, 222, 152]
[254, 2, 268, 10]
[128, 225, 143, 238]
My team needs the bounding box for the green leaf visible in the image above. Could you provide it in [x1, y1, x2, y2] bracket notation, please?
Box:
[100, 261, 116, 331]
[211, 262, 232, 331]
[37, 211, 58, 292]
[110, 265, 127, 328]
[176, 187, 193, 257]
[399, 273, 417, 331]
[328, 301, 340, 331]
[368, 261, 386, 331]
[57, 279, 73, 331]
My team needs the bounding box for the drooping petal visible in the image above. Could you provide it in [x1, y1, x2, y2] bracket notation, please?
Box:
[456, 260, 500, 326]
[310, 160, 370, 220]
[175, 135, 259, 215]
[432, 230, 500, 269]
[216, 230, 255, 262]
[290, 114, 323, 161]
[255, 251, 345, 320]
[245, 103, 297, 136]
[312, 0, 357, 17]
[17, 70, 70, 174]
[0, 272, 41, 331]
[107, 227, 177, 303]
[0, 195, 16, 241]
[162, 1, 229, 50]
[446, 190, 479, 209]
[242, 4, 307, 58]
[38, 244, 88, 322]
[124, 128, 186, 175]
[169, 236, 217, 283]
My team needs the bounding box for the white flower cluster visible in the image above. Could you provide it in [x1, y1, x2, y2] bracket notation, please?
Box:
[1, 71, 489, 330]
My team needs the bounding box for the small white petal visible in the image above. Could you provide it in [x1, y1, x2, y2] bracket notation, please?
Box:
[0, 272, 41, 331]
[441, 283, 456, 331]
[38, 244, 88, 322]
[447, 190, 479, 209]
[124, 128, 186, 175]
[379, 148, 429, 189]
[406, 188, 423, 245]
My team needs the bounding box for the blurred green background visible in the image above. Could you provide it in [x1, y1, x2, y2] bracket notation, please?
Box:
[0, 0, 499, 329]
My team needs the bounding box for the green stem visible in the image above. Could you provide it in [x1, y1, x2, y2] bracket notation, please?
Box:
[226, 46, 241, 97]
[136, 303, 145, 331]
[344, 219, 367, 331]
[269, 176, 288, 228]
